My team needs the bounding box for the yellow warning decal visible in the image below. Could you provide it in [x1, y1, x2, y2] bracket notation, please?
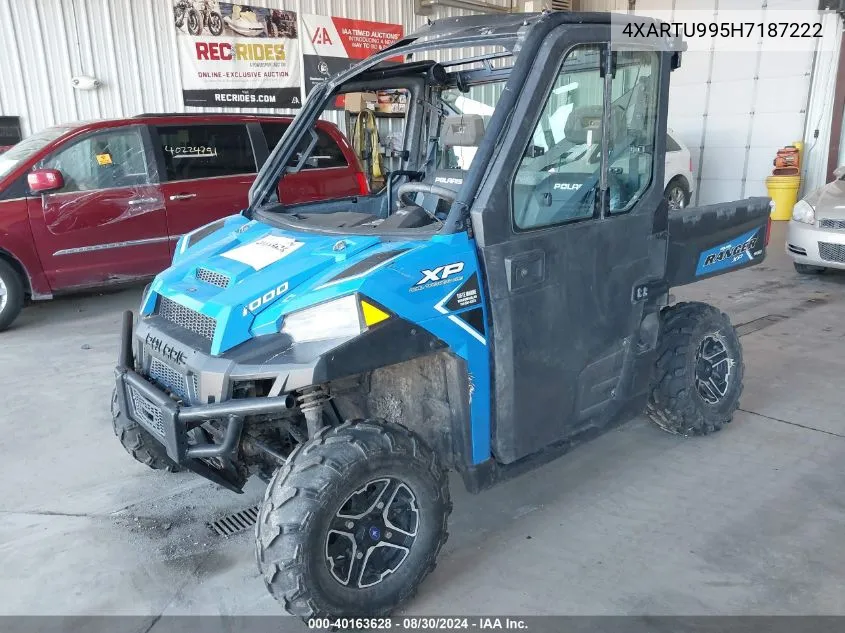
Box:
[361, 300, 390, 327]
[96, 153, 113, 166]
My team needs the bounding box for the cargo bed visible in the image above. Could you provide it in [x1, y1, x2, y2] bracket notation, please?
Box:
[667, 196, 772, 288]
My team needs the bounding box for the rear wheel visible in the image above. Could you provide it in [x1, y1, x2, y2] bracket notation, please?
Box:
[794, 262, 826, 275]
[111, 388, 182, 472]
[664, 177, 690, 210]
[647, 302, 743, 436]
[0, 259, 24, 332]
[255, 419, 450, 619]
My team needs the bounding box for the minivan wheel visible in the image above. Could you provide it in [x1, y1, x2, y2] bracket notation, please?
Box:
[664, 178, 690, 210]
[0, 259, 24, 332]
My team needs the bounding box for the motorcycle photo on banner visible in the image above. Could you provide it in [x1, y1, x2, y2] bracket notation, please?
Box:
[173, 1, 301, 108]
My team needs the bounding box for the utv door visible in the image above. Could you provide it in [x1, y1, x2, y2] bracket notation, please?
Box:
[472, 27, 673, 463]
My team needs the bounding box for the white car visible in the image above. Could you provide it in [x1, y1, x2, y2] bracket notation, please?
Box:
[444, 91, 695, 210]
[664, 128, 695, 210]
[786, 166, 845, 274]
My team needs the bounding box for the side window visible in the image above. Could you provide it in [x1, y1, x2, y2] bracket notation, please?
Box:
[43, 127, 150, 193]
[263, 123, 347, 170]
[608, 49, 659, 213]
[303, 129, 348, 169]
[261, 122, 289, 151]
[156, 124, 255, 181]
[512, 44, 604, 231]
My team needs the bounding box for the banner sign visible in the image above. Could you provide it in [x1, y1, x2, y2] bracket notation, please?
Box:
[301, 15, 404, 98]
[173, 1, 301, 108]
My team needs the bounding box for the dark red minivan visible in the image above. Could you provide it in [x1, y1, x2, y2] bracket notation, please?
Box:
[0, 114, 367, 331]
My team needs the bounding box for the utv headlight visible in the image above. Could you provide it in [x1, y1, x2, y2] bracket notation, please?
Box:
[792, 199, 815, 225]
[280, 294, 391, 343]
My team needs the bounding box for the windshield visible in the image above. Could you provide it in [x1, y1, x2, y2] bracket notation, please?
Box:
[252, 50, 515, 237]
[246, 13, 534, 236]
[0, 126, 72, 181]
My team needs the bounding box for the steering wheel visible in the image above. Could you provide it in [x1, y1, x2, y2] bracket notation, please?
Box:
[397, 182, 458, 210]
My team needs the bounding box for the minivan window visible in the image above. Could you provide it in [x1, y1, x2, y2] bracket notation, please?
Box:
[156, 124, 256, 181]
[0, 126, 73, 181]
[262, 123, 348, 169]
[42, 127, 150, 192]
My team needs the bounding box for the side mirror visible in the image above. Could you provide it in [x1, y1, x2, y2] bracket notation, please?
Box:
[833, 166, 845, 180]
[28, 168, 64, 193]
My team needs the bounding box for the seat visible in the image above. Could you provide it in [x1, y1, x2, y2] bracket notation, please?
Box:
[418, 114, 486, 218]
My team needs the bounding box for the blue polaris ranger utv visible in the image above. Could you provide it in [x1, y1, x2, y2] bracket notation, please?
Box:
[112, 12, 772, 618]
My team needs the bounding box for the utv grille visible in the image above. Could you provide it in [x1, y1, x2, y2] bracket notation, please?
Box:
[148, 357, 191, 401]
[128, 386, 165, 437]
[157, 297, 216, 341]
[196, 267, 230, 289]
[818, 242, 845, 263]
[819, 219, 845, 231]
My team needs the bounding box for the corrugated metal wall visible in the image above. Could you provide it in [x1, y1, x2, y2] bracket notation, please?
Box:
[0, 0, 509, 137]
[636, 0, 831, 205]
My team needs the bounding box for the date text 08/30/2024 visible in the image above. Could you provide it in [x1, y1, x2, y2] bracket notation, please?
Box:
[307, 617, 529, 630]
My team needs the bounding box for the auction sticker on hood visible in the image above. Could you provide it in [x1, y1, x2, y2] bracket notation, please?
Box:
[222, 235, 304, 270]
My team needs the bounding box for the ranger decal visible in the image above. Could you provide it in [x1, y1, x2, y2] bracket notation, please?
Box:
[695, 228, 763, 276]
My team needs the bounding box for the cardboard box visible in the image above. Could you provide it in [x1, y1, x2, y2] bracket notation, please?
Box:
[376, 90, 408, 115]
[344, 92, 377, 113]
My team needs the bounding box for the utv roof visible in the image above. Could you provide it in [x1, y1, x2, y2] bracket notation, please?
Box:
[382, 11, 684, 55]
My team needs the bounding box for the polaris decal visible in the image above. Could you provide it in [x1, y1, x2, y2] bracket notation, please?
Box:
[242, 282, 289, 316]
[695, 228, 763, 276]
[144, 334, 188, 366]
[553, 182, 583, 191]
[411, 262, 465, 292]
[435, 176, 463, 185]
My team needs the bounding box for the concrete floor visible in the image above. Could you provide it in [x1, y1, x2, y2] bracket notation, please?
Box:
[2, 223, 845, 623]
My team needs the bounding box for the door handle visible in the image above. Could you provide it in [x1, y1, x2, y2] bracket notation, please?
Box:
[169, 193, 197, 201]
[127, 197, 160, 206]
[505, 250, 545, 293]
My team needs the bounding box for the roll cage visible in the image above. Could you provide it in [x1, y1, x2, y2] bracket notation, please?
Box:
[248, 11, 681, 235]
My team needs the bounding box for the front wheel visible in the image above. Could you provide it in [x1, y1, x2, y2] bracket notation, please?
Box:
[0, 259, 24, 332]
[186, 8, 201, 35]
[647, 302, 744, 436]
[255, 419, 450, 619]
[111, 389, 182, 472]
[208, 12, 223, 36]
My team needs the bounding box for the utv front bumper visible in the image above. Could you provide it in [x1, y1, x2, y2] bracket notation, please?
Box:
[113, 311, 322, 492]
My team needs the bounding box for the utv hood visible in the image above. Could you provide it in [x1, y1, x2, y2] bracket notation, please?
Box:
[143, 217, 414, 354]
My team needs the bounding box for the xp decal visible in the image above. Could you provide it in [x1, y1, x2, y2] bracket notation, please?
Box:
[695, 228, 763, 276]
[411, 262, 465, 292]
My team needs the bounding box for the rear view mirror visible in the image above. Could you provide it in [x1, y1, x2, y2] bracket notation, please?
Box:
[28, 168, 64, 193]
[833, 166, 845, 180]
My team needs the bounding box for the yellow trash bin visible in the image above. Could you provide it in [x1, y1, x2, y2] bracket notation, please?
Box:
[766, 175, 801, 221]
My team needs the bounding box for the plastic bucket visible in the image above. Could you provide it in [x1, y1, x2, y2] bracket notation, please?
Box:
[766, 175, 801, 221]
